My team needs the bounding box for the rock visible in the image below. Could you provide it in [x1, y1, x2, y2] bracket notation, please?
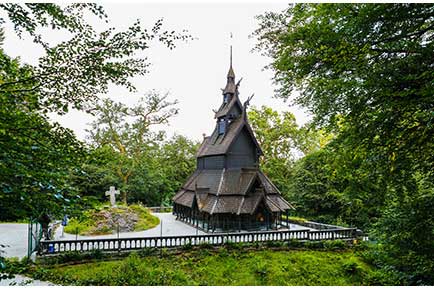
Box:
[91, 207, 140, 234]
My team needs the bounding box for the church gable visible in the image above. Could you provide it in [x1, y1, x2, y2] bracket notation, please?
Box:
[226, 126, 257, 168]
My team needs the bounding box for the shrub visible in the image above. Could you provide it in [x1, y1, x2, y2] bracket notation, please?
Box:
[253, 261, 269, 280]
[265, 240, 285, 248]
[58, 251, 84, 263]
[199, 242, 213, 249]
[288, 239, 303, 248]
[130, 204, 160, 231]
[181, 242, 193, 251]
[364, 267, 404, 285]
[64, 217, 93, 235]
[285, 216, 308, 223]
[342, 259, 361, 274]
[138, 247, 156, 257]
[324, 240, 347, 250]
[224, 240, 242, 250]
[304, 241, 324, 249]
[89, 249, 103, 260]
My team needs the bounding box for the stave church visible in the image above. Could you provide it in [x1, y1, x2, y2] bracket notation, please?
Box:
[172, 49, 293, 232]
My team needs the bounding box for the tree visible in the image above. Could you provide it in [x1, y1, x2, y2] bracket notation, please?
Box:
[254, 4, 434, 284]
[0, 3, 191, 221]
[0, 50, 84, 221]
[87, 92, 179, 204]
[154, 134, 199, 203]
[0, 3, 191, 114]
[248, 105, 327, 196]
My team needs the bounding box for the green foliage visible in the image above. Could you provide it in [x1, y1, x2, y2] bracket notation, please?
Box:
[255, 4, 434, 284]
[287, 139, 385, 228]
[0, 3, 192, 222]
[126, 134, 199, 206]
[283, 216, 308, 223]
[265, 240, 285, 248]
[341, 259, 362, 274]
[0, 51, 84, 221]
[130, 204, 160, 231]
[138, 247, 156, 257]
[198, 242, 213, 250]
[287, 239, 303, 248]
[248, 106, 328, 195]
[0, 4, 192, 113]
[181, 242, 193, 251]
[324, 240, 347, 250]
[26, 249, 383, 285]
[86, 93, 179, 204]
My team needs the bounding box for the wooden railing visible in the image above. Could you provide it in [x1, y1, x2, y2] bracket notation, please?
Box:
[38, 228, 358, 256]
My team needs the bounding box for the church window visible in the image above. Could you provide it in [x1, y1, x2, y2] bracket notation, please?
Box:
[223, 94, 229, 104]
[218, 118, 226, 134]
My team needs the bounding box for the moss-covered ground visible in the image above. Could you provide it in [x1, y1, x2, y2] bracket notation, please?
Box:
[26, 247, 387, 286]
[63, 203, 159, 235]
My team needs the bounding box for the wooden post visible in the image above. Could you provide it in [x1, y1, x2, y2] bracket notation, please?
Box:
[238, 215, 241, 232]
[286, 210, 290, 229]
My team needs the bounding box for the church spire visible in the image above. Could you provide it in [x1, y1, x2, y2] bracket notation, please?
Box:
[223, 45, 236, 94]
[227, 45, 235, 79]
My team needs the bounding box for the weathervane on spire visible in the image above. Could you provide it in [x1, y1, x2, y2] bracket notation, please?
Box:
[230, 32, 233, 67]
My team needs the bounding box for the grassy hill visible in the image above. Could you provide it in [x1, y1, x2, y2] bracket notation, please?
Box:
[64, 204, 159, 235]
[26, 247, 391, 286]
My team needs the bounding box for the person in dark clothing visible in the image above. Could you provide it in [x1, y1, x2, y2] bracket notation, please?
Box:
[38, 213, 51, 240]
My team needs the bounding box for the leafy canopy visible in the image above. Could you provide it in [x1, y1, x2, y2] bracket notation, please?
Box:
[254, 3, 434, 284]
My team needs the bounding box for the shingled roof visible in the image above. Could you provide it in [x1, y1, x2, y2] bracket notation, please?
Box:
[172, 168, 293, 215]
[214, 93, 243, 119]
[196, 116, 263, 158]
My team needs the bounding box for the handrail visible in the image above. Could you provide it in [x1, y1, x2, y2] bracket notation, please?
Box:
[38, 228, 358, 256]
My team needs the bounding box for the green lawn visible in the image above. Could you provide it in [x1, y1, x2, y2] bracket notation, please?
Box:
[29, 248, 383, 285]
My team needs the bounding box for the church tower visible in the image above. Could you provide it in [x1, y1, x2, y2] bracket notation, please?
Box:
[172, 49, 293, 231]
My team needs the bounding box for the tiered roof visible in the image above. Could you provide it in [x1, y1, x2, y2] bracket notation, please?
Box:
[172, 168, 293, 215]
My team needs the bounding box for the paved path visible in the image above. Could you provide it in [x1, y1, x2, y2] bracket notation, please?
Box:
[0, 275, 54, 286]
[54, 213, 207, 241]
[54, 213, 311, 241]
[0, 223, 28, 259]
[0, 214, 313, 258]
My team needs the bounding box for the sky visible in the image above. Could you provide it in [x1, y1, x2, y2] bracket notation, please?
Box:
[2, 2, 310, 142]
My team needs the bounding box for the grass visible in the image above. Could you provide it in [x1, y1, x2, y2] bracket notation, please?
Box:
[0, 218, 29, 224]
[130, 204, 160, 231]
[64, 203, 159, 236]
[28, 248, 383, 285]
[282, 216, 308, 223]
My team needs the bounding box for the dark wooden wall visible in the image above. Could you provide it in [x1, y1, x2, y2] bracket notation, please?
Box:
[226, 128, 257, 168]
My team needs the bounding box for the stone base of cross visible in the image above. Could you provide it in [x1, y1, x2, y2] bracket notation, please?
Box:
[105, 186, 120, 207]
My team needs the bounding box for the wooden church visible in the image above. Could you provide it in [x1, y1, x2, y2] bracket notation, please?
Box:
[172, 50, 293, 232]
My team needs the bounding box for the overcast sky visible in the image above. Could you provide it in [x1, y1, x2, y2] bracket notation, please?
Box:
[2, 2, 310, 142]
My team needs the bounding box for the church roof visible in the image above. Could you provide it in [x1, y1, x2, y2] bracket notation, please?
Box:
[196, 116, 263, 158]
[172, 168, 293, 215]
[214, 93, 243, 119]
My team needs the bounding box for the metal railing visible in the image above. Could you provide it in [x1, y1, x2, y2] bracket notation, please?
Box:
[38, 228, 358, 256]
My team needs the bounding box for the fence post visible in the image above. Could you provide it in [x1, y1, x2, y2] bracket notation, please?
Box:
[117, 224, 121, 252]
[27, 218, 32, 260]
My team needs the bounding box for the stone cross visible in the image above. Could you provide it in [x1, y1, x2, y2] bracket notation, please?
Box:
[105, 186, 120, 207]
